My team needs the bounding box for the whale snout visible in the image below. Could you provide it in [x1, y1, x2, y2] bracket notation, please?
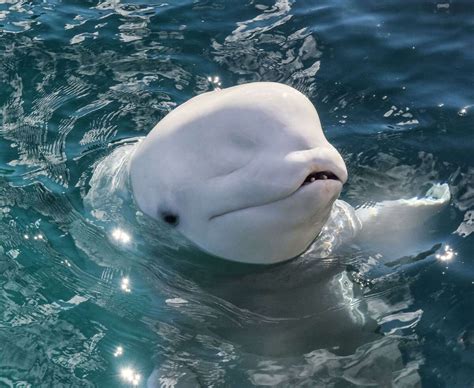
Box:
[285, 145, 348, 195]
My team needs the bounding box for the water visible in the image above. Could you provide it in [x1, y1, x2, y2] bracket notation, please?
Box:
[0, 0, 473, 386]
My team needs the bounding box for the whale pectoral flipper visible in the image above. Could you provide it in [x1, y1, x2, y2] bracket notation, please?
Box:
[355, 183, 451, 238]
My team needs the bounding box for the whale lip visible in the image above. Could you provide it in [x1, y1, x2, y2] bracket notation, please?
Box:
[208, 173, 343, 222]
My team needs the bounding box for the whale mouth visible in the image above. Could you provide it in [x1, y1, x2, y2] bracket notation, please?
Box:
[300, 170, 340, 187]
[210, 170, 342, 222]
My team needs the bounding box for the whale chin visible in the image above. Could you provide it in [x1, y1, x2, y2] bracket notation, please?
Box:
[187, 181, 341, 264]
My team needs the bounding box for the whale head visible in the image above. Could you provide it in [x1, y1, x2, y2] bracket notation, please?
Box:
[130, 82, 347, 264]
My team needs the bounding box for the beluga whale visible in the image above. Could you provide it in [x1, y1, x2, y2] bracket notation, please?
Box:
[87, 82, 451, 264]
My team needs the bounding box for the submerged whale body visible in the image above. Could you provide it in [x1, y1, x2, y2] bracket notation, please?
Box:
[87, 82, 450, 264]
[83, 83, 452, 388]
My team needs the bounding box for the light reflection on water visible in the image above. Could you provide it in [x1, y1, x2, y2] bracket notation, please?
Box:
[114, 345, 124, 357]
[112, 227, 132, 244]
[120, 277, 131, 293]
[0, 0, 472, 387]
[436, 244, 457, 262]
[120, 367, 142, 386]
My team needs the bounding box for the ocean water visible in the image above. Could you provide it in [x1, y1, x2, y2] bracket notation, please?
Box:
[0, 0, 473, 387]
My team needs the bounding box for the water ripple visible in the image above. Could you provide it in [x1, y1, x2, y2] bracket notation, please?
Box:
[0, 0, 472, 386]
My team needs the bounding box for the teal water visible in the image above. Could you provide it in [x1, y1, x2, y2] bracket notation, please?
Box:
[0, 1, 473, 387]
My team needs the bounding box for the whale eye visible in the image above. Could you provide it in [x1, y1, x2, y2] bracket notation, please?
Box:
[161, 212, 179, 227]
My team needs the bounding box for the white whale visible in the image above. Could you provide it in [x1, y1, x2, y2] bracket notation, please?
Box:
[87, 82, 451, 264]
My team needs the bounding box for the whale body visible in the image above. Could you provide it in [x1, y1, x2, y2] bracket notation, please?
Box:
[82, 83, 451, 388]
[86, 82, 450, 265]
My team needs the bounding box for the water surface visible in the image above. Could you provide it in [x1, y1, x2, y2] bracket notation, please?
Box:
[0, 0, 473, 387]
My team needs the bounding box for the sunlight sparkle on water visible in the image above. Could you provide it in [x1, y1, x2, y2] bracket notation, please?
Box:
[207, 75, 222, 88]
[120, 367, 141, 386]
[436, 244, 457, 262]
[112, 228, 131, 243]
[121, 277, 131, 292]
[114, 346, 123, 357]
[458, 104, 472, 116]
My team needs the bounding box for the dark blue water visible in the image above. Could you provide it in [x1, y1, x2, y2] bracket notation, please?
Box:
[0, 1, 473, 387]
